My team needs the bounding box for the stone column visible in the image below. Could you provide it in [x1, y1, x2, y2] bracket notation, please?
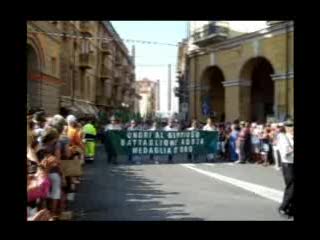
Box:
[104, 79, 112, 98]
[271, 72, 294, 121]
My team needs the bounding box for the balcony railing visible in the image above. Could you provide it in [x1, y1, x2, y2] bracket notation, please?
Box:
[79, 21, 92, 33]
[192, 22, 229, 47]
[79, 53, 94, 69]
[101, 42, 112, 55]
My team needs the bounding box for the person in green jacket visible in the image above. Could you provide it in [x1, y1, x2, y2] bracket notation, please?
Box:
[83, 116, 97, 163]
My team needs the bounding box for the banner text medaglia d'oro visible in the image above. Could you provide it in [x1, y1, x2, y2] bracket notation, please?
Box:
[110, 130, 218, 155]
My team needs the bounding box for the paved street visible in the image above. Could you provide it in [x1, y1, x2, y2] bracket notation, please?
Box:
[71, 145, 290, 221]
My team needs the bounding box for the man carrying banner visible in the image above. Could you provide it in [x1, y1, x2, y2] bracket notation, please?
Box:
[203, 116, 217, 162]
[127, 120, 142, 164]
[163, 119, 178, 164]
[187, 119, 199, 162]
[148, 121, 161, 164]
[104, 116, 122, 164]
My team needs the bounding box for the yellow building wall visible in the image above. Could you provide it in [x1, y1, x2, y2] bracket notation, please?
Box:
[225, 86, 240, 121]
[288, 79, 294, 118]
[188, 29, 294, 122]
[216, 48, 242, 80]
[37, 34, 61, 79]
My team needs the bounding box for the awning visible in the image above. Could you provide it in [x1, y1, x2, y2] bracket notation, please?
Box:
[66, 104, 84, 118]
[88, 104, 98, 115]
[77, 103, 91, 115]
[91, 104, 99, 113]
[60, 98, 97, 118]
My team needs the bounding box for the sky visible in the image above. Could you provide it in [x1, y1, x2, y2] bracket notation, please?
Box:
[111, 21, 188, 114]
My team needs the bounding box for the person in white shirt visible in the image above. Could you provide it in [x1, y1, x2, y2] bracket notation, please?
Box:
[276, 122, 294, 218]
[163, 119, 178, 131]
[202, 117, 217, 162]
[271, 123, 281, 170]
[163, 119, 178, 163]
[127, 120, 142, 164]
[104, 116, 122, 164]
[148, 121, 160, 164]
[104, 116, 122, 131]
[187, 120, 199, 162]
[149, 122, 158, 131]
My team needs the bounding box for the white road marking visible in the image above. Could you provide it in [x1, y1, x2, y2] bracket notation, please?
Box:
[203, 163, 215, 166]
[226, 163, 235, 166]
[181, 164, 283, 203]
[205, 163, 235, 166]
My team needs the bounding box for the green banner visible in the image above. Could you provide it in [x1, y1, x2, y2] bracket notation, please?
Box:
[105, 130, 218, 155]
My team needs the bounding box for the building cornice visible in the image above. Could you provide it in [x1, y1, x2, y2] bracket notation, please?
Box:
[271, 72, 294, 81]
[102, 21, 133, 66]
[188, 21, 294, 57]
[28, 21, 62, 44]
[222, 80, 251, 87]
[60, 96, 94, 105]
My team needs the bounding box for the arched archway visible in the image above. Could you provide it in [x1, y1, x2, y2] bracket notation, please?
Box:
[240, 57, 275, 123]
[201, 66, 225, 122]
[27, 44, 41, 110]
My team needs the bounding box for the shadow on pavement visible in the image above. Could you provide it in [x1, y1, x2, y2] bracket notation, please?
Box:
[113, 154, 234, 166]
[71, 146, 204, 221]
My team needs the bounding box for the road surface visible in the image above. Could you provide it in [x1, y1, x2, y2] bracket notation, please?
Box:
[70, 145, 291, 221]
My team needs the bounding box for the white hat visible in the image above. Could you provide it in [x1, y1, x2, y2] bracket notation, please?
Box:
[66, 115, 77, 124]
[278, 122, 284, 127]
[53, 114, 64, 121]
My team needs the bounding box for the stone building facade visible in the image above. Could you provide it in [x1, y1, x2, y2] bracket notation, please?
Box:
[27, 21, 138, 117]
[27, 21, 63, 115]
[177, 21, 294, 123]
[136, 78, 159, 119]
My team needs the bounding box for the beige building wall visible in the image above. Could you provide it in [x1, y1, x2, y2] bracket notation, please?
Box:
[27, 21, 62, 115]
[187, 22, 294, 122]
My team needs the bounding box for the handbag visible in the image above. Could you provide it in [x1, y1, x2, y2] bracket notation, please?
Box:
[60, 159, 82, 177]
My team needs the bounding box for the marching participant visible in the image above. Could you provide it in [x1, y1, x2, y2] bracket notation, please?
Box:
[202, 116, 217, 162]
[104, 116, 122, 164]
[127, 120, 142, 164]
[148, 121, 161, 164]
[83, 116, 97, 163]
[187, 119, 199, 162]
[163, 118, 178, 164]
